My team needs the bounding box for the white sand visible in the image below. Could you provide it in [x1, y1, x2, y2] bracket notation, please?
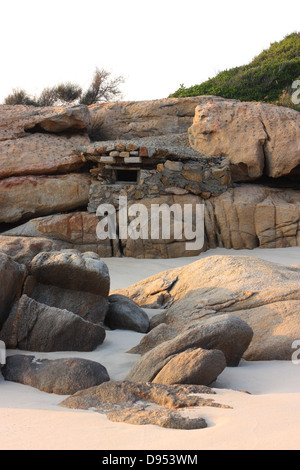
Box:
[0, 246, 299, 450]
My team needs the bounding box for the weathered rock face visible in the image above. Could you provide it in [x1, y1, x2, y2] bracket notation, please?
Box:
[89, 96, 217, 140]
[2, 212, 113, 258]
[60, 381, 230, 429]
[0, 104, 91, 141]
[105, 294, 150, 333]
[0, 253, 27, 329]
[205, 185, 300, 249]
[24, 250, 110, 323]
[126, 315, 253, 384]
[152, 347, 227, 386]
[0, 173, 91, 223]
[2, 355, 110, 395]
[188, 97, 300, 181]
[115, 255, 300, 360]
[0, 295, 106, 352]
[2, 184, 298, 258]
[0, 133, 87, 179]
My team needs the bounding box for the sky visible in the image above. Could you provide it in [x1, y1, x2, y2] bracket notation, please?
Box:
[0, 0, 299, 104]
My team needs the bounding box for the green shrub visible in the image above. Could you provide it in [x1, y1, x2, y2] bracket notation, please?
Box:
[170, 32, 300, 108]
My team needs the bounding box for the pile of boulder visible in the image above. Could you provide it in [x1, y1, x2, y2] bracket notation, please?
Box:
[1, 247, 299, 428]
[0, 96, 299, 262]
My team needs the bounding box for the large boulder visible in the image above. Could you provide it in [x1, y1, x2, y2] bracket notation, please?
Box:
[1, 355, 109, 395]
[0, 253, 27, 329]
[188, 97, 300, 181]
[126, 314, 253, 383]
[105, 294, 150, 333]
[0, 295, 106, 352]
[152, 347, 227, 386]
[24, 250, 110, 323]
[114, 255, 300, 360]
[0, 173, 91, 224]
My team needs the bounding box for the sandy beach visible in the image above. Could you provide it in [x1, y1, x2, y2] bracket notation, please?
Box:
[0, 246, 299, 450]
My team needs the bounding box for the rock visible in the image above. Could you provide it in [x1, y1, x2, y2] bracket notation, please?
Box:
[152, 348, 227, 386]
[114, 255, 300, 360]
[60, 380, 230, 429]
[107, 407, 207, 430]
[35, 105, 91, 133]
[89, 96, 216, 140]
[23, 279, 109, 324]
[126, 315, 253, 383]
[117, 193, 206, 259]
[0, 174, 91, 224]
[127, 323, 177, 355]
[0, 104, 91, 141]
[105, 294, 149, 333]
[24, 250, 110, 323]
[0, 235, 111, 268]
[0, 133, 85, 179]
[60, 381, 219, 409]
[4, 184, 298, 257]
[230, 300, 300, 361]
[0, 253, 27, 329]
[2, 212, 113, 257]
[2, 355, 109, 395]
[205, 185, 300, 249]
[0, 295, 106, 352]
[29, 249, 110, 295]
[188, 97, 300, 181]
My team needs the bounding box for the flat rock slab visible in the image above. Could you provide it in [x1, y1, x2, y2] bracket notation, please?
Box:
[107, 406, 207, 430]
[2, 355, 110, 395]
[0, 104, 91, 141]
[0, 133, 85, 179]
[60, 380, 230, 429]
[0, 173, 91, 224]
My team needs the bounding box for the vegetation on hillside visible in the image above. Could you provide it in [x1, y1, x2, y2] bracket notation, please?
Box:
[170, 33, 300, 110]
[4, 68, 124, 107]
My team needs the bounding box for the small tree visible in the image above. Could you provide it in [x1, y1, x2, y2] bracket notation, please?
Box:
[80, 68, 124, 105]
